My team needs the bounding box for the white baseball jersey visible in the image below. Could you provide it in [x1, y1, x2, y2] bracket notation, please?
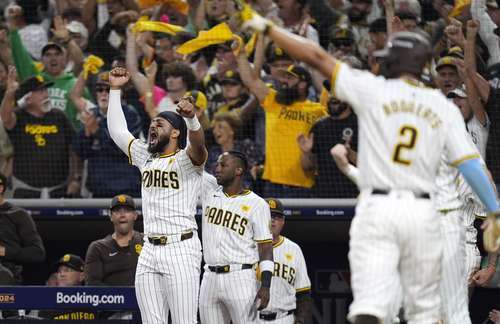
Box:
[201, 173, 272, 265]
[266, 236, 311, 313]
[465, 114, 489, 160]
[330, 63, 479, 193]
[128, 140, 203, 235]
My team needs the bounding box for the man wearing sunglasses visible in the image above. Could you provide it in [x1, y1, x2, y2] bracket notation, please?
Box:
[70, 70, 142, 197]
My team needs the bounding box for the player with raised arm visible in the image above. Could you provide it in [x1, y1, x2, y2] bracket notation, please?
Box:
[234, 6, 500, 323]
[106, 67, 207, 324]
[200, 151, 273, 324]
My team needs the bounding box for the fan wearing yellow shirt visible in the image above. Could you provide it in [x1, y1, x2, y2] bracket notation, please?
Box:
[237, 50, 327, 197]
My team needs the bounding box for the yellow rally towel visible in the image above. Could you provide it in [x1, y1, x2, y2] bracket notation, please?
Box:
[132, 20, 185, 35]
[83, 55, 104, 80]
[450, 0, 471, 17]
[244, 32, 258, 56]
[136, 0, 189, 15]
[176, 23, 234, 55]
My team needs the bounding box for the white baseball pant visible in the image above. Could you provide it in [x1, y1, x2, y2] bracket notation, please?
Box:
[348, 191, 442, 324]
[135, 235, 202, 324]
[386, 209, 472, 324]
[199, 267, 259, 324]
[465, 241, 481, 285]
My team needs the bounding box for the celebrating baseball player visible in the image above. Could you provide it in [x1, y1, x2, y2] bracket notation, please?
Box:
[259, 198, 311, 324]
[107, 67, 207, 324]
[233, 5, 500, 323]
[199, 151, 273, 324]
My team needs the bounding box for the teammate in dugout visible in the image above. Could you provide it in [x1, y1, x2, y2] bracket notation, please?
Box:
[200, 151, 273, 324]
[260, 198, 311, 324]
[107, 67, 207, 324]
[234, 4, 500, 323]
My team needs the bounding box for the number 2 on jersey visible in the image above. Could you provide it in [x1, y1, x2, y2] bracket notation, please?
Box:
[392, 125, 418, 165]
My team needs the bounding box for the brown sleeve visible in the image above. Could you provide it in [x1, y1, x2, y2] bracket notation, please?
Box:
[84, 241, 105, 285]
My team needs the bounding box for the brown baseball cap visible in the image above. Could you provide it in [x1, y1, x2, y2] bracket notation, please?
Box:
[110, 194, 136, 210]
[266, 198, 284, 217]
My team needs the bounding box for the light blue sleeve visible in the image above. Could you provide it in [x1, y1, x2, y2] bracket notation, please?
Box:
[457, 159, 499, 212]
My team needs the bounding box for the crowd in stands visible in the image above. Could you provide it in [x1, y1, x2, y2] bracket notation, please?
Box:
[0, 0, 498, 200]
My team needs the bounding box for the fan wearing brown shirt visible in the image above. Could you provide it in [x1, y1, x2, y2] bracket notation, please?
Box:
[85, 194, 143, 286]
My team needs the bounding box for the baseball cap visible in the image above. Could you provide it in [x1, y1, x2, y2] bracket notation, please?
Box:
[435, 56, 457, 71]
[16, 76, 54, 100]
[220, 70, 242, 85]
[41, 42, 64, 56]
[278, 65, 312, 85]
[265, 44, 292, 63]
[56, 254, 84, 272]
[96, 71, 110, 86]
[66, 20, 89, 39]
[185, 90, 207, 111]
[447, 87, 467, 99]
[266, 198, 284, 217]
[110, 194, 136, 210]
[329, 26, 355, 41]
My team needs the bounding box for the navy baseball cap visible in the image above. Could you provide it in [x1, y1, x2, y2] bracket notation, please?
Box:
[56, 254, 84, 272]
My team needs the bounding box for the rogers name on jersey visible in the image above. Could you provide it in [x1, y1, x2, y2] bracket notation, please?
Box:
[204, 206, 249, 235]
[141, 170, 180, 189]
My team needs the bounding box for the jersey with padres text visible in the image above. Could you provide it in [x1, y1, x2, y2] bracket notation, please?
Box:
[201, 173, 272, 265]
[330, 63, 478, 193]
[266, 236, 311, 313]
[128, 139, 202, 236]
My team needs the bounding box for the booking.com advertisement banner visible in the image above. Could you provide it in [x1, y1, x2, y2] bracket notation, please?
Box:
[0, 287, 137, 310]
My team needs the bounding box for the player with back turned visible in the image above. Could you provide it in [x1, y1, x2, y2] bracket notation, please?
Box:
[106, 67, 207, 324]
[200, 151, 273, 324]
[234, 4, 500, 323]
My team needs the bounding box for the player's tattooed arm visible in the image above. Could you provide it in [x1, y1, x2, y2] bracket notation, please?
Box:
[294, 291, 312, 324]
[177, 96, 208, 166]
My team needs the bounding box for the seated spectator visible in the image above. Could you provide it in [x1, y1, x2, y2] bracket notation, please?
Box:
[71, 71, 142, 197]
[206, 113, 262, 188]
[40, 254, 97, 320]
[298, 87, 359, 198]
[1, 69, 80, 198]
[85, 194, 143, 319]
[0, 172, 45, 284]
[10, 27, 90, 129]
[237, 52, 327, 197]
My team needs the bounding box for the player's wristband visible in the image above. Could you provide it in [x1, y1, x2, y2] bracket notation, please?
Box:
[259, 260, 274, 273]
[185, 115, 201, 131]
[260, 270, 272, 288]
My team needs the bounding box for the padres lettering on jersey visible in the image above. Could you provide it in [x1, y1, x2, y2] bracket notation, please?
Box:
[330, 62, 478, 193]
[128, 140, 203, 236]
[267, 236, 311, 313]
[204, 206, 248, 235]
[201, 173, 272, 265]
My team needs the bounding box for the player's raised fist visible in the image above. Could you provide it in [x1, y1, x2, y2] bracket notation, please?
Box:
[176, 96, 196, 119]
[109, 67, 130, 89]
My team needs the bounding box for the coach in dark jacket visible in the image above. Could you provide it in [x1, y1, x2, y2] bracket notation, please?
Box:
[0, 172, 45, 284]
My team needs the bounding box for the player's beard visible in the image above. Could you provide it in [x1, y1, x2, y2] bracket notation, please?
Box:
[148, 134, 170, 154]
[275, 84, 300, 105]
